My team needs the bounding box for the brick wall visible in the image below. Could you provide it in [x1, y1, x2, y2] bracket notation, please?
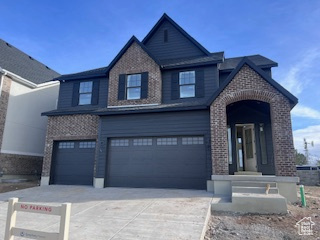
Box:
[0, 153, 42, 175]
[108, 42, 162, 106]
[210, 64, 296, 177]
[0, 75, 11, 149]
[42, 114, 99, 177]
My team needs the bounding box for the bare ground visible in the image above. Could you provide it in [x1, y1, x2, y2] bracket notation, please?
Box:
[0, 180, 39, 193]
[205, 186, 320, 240]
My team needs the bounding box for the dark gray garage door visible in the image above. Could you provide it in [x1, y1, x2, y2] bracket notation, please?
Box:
[107, 136, 207, 189]
[51, 141, 96, 185]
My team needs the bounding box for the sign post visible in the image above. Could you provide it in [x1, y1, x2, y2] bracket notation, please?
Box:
[4, 198, 71, 240]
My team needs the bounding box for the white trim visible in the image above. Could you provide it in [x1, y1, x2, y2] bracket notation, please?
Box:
[0, 72, 4, 98]
[1, 69, 59, 89]
[107, 103, 160, 108]
[0, 149, 44, 157]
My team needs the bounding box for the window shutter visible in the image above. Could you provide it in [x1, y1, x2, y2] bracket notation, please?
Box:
[91, 80, 100, 105]
[72, 82, 80, 106]
[171, 72, 179, 99]
[141, 72, 148, 99]
[118, 74, 126, 100]
[195, 70, 204, 98]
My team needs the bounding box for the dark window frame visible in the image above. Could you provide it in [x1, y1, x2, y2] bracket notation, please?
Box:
[126, 73, 142, 100]
[179, 70, 196, 98]
[79, 81, 93, 105]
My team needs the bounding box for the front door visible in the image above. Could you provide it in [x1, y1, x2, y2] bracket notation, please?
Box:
[242, 124, 257, 171]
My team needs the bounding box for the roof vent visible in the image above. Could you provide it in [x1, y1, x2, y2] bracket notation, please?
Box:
[6, 42, 12, 47]
[29, 56, 34, 60]
[45, 66, 50, 70]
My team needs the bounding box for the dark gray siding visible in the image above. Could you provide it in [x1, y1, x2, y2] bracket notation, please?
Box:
[145, 20, 205, 60]
[162, 65, 219, 104]
[96, 110, 211, 180]
[57, 77, 108, 109]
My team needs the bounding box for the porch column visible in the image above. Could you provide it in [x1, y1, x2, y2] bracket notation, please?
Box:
[210, 103, 229, 175]
[270, 99, 297, 176]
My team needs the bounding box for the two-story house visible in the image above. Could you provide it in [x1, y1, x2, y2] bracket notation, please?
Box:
[41, 14, 299, 204]
[0, 39, 59, 177]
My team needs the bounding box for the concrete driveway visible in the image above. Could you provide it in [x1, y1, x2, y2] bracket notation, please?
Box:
[0, 186, 212, 240]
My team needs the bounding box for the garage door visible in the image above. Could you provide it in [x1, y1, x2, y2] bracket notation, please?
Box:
[51, 141, 96, 185]
[107, 136, 207, 189]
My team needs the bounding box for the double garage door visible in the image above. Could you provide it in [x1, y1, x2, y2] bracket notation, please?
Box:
[51, 136, 207, 189]
[107, 136, 207, 189]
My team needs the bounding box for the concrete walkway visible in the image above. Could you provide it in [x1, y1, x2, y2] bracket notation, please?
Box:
[0, 186, 213, 240]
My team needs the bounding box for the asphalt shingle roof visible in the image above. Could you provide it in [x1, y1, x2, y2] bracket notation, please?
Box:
[55, 66, 108, 80]
[0, 39, 60, 84]
[219, 55, 278, 71]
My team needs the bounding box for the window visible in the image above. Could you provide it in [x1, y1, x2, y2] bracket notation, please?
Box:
[79, 141, 96, 149]
[182, 137, 204, 145]
[79, 81, 93, 105]
[127, 74, 141, 100]
[227, 126, 233, 164]
[58, 142, 74, 149]
[157, 138, 177, 145]
[111, 139, 129, 147]
[179, 71, 195, 98]
[133, 138, 152, 146]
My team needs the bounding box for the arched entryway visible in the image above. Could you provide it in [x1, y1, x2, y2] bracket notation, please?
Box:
[226, 100, 275, 175]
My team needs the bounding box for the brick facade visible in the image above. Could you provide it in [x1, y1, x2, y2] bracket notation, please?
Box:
[210, 64, 296, 177]
[108, 42, 162, 106]
[42, 114, 99, 177]
[0, 75, 11, 149]
[0, 153, 42, 175]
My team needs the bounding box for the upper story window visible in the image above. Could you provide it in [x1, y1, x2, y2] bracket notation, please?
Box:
[79, 81, 93, 105]
[179, 71, 195, 98]
[127, 74, 141, 100]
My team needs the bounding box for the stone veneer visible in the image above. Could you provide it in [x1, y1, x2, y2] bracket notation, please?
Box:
[108, 41, 162, 106]
[210, 64, 296, 177]
[42, 114, 99, 177]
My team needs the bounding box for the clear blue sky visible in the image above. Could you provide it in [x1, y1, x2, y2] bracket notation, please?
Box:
[1, 0, 320, 160]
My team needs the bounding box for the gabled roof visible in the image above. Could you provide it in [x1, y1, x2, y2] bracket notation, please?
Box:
[55, 66, 108, 81]
[207, 57, 298, 107]
[219, 55, 278, 71]
[0, 39, 60, 84]
[107, 36, 161, 73]
[142, 13, 210, 56]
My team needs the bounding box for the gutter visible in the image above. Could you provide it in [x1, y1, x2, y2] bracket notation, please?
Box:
[0, 68, 59, 89]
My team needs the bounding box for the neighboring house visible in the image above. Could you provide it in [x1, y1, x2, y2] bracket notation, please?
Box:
[41, 14, 298, 202]
[0, 39, 60, 176]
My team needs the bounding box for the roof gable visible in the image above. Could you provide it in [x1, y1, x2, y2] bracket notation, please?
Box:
[207, 57, 298, 106]
[107, 36, 160, 73]
[0, 39, 60, 84]
[142, 14, 210, 60]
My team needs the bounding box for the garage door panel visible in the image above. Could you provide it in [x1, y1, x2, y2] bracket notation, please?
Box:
[51, 141, 95, 186]
[107, 136, 207, 189]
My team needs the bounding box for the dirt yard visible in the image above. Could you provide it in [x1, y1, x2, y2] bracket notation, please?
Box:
[205, 186, 320, 240]
[0, 180, 39, 193]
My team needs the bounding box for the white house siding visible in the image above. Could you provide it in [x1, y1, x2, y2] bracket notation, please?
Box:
[1, 80, 59, 156]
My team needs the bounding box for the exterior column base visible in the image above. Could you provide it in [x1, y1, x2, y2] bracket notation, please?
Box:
[93, 178, 104, 188]
[40, 176, 50, 186]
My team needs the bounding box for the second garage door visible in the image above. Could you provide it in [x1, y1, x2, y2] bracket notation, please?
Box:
[107, 136, 207, 189]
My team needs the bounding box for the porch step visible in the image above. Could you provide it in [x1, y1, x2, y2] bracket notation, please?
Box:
[211, 193, 287, 214]
[232, 186, 278, 194]
[232, 181, 277, 188]
[234, 171, 262, 175]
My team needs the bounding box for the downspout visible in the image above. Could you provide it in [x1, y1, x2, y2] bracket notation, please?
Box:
[0, 66, 5, 98]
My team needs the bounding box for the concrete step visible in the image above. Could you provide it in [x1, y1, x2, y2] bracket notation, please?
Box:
[232, 186, 279, 194]
[234, 171, 262, 175]
[232, 181, 277, 188]
[211, 193, 287, 214]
